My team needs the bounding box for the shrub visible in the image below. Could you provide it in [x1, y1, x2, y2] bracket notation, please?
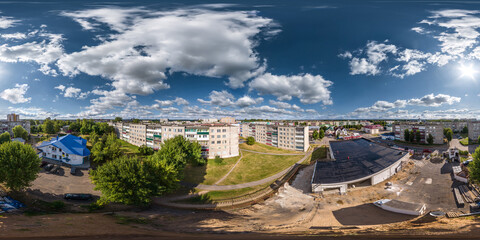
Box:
[214, 156, 223, 164]
[246, 137, 255, 145]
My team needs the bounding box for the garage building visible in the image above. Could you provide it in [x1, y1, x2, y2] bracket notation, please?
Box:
[312, 138, 409, 194]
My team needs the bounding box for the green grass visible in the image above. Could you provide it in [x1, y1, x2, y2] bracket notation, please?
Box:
[178, 182, 273, 203]
[183, 155, 241, 185]
[310, 146, 327, 162]
[118, 139, 140, 156]
[239, 142, 299, 154]
[460, 137, 469, 146]
[220, 151, 304, 185]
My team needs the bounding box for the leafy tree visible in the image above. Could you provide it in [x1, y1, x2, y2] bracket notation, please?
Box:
[139, 145, 155, 156]
[90, 155, 178, 205]
[404, 129, 410, 142]
[246, 136, 255, 145]
[478, 135, 480, 144]
[415, 131, 421, 143]
[409, 130, 415, 142]
[114, 117, 123, 122]
[131, 119, 140, 123]
[462, 126, 468, 134]
[319, 129, 325, 139]
[468, 146, 480, 183]
[445, 128, 453, 142]
[42, 119, 55, 134]
[312, 130, 319, 140]
[427, 134, 434, 145]
[91, 133, 123, 164]
[12, 125, 28, 140]
[0, 141, 40, 191]
[0, 132, 11, 144]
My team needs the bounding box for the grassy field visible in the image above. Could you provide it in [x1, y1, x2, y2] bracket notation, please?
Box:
[219, 151, 304, 185]
[239, 142, 299, 154]
[310, 146, 328, 162]
[183, 155, 241, 185]
[460, 137, 469, 146]
[118, 139, 140, 156]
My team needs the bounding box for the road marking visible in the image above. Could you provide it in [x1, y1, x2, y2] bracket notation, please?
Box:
[425, 178, 432, 184]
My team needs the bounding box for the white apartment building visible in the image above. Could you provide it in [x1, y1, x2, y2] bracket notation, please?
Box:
[241, 123, 309, 152]
[110, 122, 239, 159]
[393, 123, 443, 144]
[468, 121, 480, 143]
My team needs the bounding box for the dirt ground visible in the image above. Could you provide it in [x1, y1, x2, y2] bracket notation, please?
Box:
[27, 166, 101, 202]
[2, 157, 480, 239]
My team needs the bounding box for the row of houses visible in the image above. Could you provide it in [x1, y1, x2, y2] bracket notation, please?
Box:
[240, 123, 309, 152]
[109, 122, 239, 159]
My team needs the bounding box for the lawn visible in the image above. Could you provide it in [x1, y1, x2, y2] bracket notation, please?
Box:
[183, 155, 241, 185]
[118, 139, 140, 156]
[460, 137, 469, 146]
[178, 181, 273, 203]
[219, 151, 304, 185]
[239, 142, 299, 154]
[310, 146, 328, 162]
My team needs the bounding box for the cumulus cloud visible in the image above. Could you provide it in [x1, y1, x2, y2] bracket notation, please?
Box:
[7, 106, 59, 119]
[0, 83, 31, 104]
[153, 97, 189, 107]
[198, 90, 263, 107]
[54, 85, 89, 99]
[236, 95, 264, 107]
[1, 32, 27, 40]
[0, 16, 19, 29]
[269, 100, 304, 112]
[249, 73, 333, 105]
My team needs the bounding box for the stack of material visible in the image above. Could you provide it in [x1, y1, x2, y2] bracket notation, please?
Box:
[457, 185, 476, 203]
[0, 196, 25, 213]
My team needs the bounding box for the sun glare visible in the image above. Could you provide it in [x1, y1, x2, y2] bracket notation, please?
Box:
[458, 63, 477, 79]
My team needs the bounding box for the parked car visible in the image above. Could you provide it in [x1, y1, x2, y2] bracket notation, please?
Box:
[70, 167, 77, 175]
[64, 193, 93, 201]
[44, 164, 54, 171]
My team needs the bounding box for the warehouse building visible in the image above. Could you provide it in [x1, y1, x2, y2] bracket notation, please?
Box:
[312, 138, 408, 194]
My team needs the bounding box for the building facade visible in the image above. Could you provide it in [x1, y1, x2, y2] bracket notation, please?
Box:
[219, 117, 235, 124]
[37, 134, 90, 166]
[393, 123, 443, 144]
[110, 122, 239, 159]
[468, 121, 480, 143]
[7, 113, 19, 122]
[0, 121, 31, 135]
[240, 123, 309, 152]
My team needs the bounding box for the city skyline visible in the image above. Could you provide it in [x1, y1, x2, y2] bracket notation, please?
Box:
[0, 0, 479, 120]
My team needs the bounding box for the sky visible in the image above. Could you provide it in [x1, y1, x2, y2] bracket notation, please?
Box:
[0, 0, 479, 120]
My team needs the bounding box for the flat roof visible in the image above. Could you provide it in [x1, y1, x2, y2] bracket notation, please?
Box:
[312, 138, 406, 184]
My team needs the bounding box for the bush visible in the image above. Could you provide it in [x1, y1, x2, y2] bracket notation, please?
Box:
[214, 156, 223, 164]
[459, 150, 469, 156]
[246, 137, 255, 145]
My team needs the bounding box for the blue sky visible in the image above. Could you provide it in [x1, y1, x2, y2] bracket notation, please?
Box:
[0, 0, 479, 120]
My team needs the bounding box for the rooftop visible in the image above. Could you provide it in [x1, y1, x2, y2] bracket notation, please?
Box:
[38, 134, 90, 157]
[312, 138, 406, 184]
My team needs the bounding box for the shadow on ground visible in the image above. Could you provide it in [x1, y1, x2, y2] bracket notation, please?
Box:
[332, 203, 416, 225]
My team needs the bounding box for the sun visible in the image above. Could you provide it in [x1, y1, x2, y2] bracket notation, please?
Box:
[458, 63, 477, 79]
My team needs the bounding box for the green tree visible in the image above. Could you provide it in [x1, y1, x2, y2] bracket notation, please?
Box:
[409, 130, 415, 142]
[312, 130, 319, 140]
[415, 131, 421, 143]
[151, 136, 205, 170]
[0, 132, 11, 144]
[90, 155, 178, 205]
[139, 145, 155, 156]
[42, 119, 55, 134]
[478, 135, 480, 144]
[404, 129, 410, 142]
[12, 125, 28, 140]
[319, 129, 325, 139]
[468, 146, 480, 183]
[427, 134, 434, 145]
[246, 136, 255, 145]
[0, 141, 40, 191]
[91, 133, 123, 164]
[462, 126, 468, 134]
[445, 128, 453, 142]
[131, 119, 140, 124]
[114, 117, 122, 122]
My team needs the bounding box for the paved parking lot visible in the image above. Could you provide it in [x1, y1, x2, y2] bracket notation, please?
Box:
[28, 166, 100, 201]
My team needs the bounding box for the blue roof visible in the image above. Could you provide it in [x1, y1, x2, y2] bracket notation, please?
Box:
[38, 134, 90, 157]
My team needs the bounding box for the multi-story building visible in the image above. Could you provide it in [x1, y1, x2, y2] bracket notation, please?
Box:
[219, 117, 235, 124]
[240, 123, 309, 152]
[0, 120, 31, 135]
[393, 123, 443, 144]
[7, 113, 19, 122]
[468, 121, 480, 143]
[109, 122, 239, 159]
[440, 121, 468, 133]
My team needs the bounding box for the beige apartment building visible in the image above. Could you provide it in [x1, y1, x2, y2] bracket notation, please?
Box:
[241, 123, 309, 152]
[110, 122, 239, 159]
[393, 123, 443, 144]
[468, 121, 480, 143]
[219, 117, 235, 124]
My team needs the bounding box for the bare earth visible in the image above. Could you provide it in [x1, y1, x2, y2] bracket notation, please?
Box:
[2, 158, 480, 239]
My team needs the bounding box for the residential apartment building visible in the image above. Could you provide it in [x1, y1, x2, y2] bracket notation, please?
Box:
[109, 122, 239, 159]
[7, 113, 19, 122]
[220, 117, 235, 124]
[393, 123, 443, 144]
[0, 120, 31, 135]
[241, 123, 309, 152]
[440, 121, 468, 133]
[468, 121, 480, 143]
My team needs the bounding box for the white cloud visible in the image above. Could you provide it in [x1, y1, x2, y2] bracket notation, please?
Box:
[6, 106, 59, 119]
[54, 84, 66, 91]
[54, 85, 89, 99]
[1, 33, 26, 40]
[198, 90, 263, 107]
[154, 97, 189, 107]
[236, 95, 264, 107]
[249, 73, 333, 105]
[0, 16, 19, 29]
[269, 100, 304, 112]
[0, 83, 31, 104]
[408, 93, 461, 107]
